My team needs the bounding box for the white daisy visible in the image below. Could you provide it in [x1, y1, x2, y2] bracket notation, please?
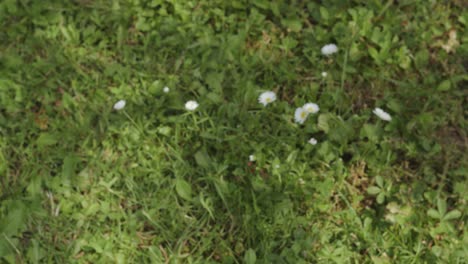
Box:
[258, 91, 277, 106]
[303, 103, 320, 114]
[185, 100, 199, 111]
[321, 43, 338, 55]
[163, 86, 170, 93]
[321, 72, 328, 77]
[373, 107, 392, 121]
[294, 107, 309, 124]
[113, 100, 126, 110]
[308, 137, 318, 145]
[249, 155, 256, 162]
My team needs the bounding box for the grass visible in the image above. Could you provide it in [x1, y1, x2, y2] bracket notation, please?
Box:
[0, 0, 467, 263]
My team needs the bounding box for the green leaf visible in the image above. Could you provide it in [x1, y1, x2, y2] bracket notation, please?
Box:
[414, 49, 429, 68]
[376, 175, 384, 187]
[317, 114, 330, 133]
[376, 193, 385, 204]
[36, 133, 58, 147]
[157, 126, 172, 137]
[361, 124, 381, 142]
[0, 237, 14, 258]
[244, 248, 257, 264]
[135, 17, 151, 31]
[270, 2, 280, 17]
[286, 150, 298, 164]
[199, 193, 214, 219]
[62, 155, 77, 186]
[437, 198, 447, 216]
[437, 80, 451, 91]
[368, 47, 381, 64]
[115, 252, 125, 264]
[281, 36, 298, 49]
[194, 150, 211, 169]
[281, 19, 302, 32]
[427, 209, 440, 219]
[253, 0, 269, 9]
[319, 6, 329, 21]
[367, 186, 381, 195]
[443, 210, 461, 221]
[26, 175, 42, 196]
[387, 99, 403, 114]
[206, 92, 223, 104]
[206, 72, 224, 91]
[84, 203, 100, 216]
[0, 202, 27, 236]
[175, 179, 192, 201]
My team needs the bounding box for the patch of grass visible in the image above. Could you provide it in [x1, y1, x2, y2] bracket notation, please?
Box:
[1, 0, 466, 263]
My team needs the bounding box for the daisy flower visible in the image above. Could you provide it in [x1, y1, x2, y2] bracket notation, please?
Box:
[321, 72, 328, 77]
[303, 103, 320, 114]
[185, 100, 199, 111]
[373, 107, 392, 121]
[321, 43, 338, 55]
[113, 100, 126, 110]
[249, 155, 256, 162]
[258, 91, 277, 106]
[163, 86, 170, 93]
[308, 137, 318, 145]
[294, 107, 308, 124]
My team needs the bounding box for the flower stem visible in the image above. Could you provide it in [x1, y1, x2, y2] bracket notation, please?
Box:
[123, 110, 144, 135]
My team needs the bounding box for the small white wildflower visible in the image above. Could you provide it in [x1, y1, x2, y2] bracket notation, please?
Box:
[321, 72, 328, 77]
[308, 137, 318, 145]
[249, 155, 256, 162]
[185, 100, 199, 111]
[373, 107, 392, 121]
[258, 91, 277, 106]
[321, 43, 338, 55]
[294, 107, 309, 124]
[163, 86, 170, 93]
[303, 103, 320, 114]
[298, 178, 306, 185]
[113, 100, 126, 110]
[274, 164, 280, 169]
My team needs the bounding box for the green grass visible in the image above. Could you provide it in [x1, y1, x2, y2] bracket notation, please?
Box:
[1, 0, 467, 263]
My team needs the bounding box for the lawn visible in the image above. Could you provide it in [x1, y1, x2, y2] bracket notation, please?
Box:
[0, 0, 467, 263]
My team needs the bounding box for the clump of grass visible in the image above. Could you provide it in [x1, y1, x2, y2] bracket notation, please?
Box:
[0, 1, 466, 263]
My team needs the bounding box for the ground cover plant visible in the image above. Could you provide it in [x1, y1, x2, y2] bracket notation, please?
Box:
[0, 0, 467, 263]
